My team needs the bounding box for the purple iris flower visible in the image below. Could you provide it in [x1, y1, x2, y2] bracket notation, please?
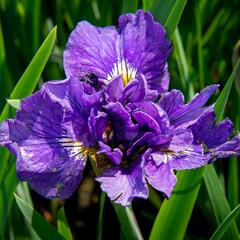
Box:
[0, 9, 239, 207]
[64, 10, 172, 94]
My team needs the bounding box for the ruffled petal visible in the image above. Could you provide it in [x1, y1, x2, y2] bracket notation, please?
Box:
[121, 74, 147, 103]
[144, 159, 176, 198]
[168, 128, 193, 152]
[96, 162, 148, 206]
[102, 102, 139, 143]
[190, 108, 234, 148]
[64, 22, 118, 80]
[105, 76, 124, 102]
[160, 85, 219, 127]
[212, 135, 240, 159]
[97, 141, 123, 165]
[130, 101, 170, 132]
[118, 10, 172, 93]
[0, 79, 95, 198]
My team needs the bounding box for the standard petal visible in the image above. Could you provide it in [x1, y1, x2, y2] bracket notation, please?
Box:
[64, 22, 118, 80]
[96, 162, 148, 206]
[144, 159, 176, 198]
[118, 10, 172, 93]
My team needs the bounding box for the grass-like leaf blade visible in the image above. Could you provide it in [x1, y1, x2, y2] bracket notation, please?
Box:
[15, 194, 64, 240]
[114, 205, 143, 240]
[150, 0, 187, 39]
[214, 60, 240, 122]
[204, 165, 239, 239]
[143, 0, 153, 10]
[57, 207, 73, 240]
[97, 192, 106, 240]
[0, 26, 57, 122]
[210, 203, 240, 240]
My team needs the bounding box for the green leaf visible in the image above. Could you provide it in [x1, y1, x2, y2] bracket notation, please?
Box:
[57, 207, 73, 240]
[122, 0, 138, 13]
[113, 205, 143, 240]
[195, 3, 204, 89]
[6, 99, 21, 109]
[14, 194, 64, 240]
[204, 165, 239, 239]
[0, 26, 57, 122]
[214, 60, 240, 122]
[150, 0, 188, 39]
[0, 163, 18, 237]
[149, 168, 205, 240]
[227, 158, 239, 210]
[97, 192, 106, 240]
[142, 0, 153, 10]
[210, 203, 240, 240]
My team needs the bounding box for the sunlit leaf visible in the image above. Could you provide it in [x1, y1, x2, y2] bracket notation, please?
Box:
[57, 207, 73, 240]
[15, 194, 64, 240]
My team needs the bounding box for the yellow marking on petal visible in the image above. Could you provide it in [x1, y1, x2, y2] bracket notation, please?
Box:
[107, 60, 137, 86]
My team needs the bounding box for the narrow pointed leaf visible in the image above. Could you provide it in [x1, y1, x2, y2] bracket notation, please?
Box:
[114, 205, 143, 240]
[0, 26, 57, 122]
[97, 192, 106, 240]
[150, 0, 188, 39]
[14, 194, 64, 240]
[57, 207, 73, 240]
[214, 60, 240, 122]
[203, 60, 240, 240]
[204, 165, 239, 239]
[210, 203, 240, 240]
